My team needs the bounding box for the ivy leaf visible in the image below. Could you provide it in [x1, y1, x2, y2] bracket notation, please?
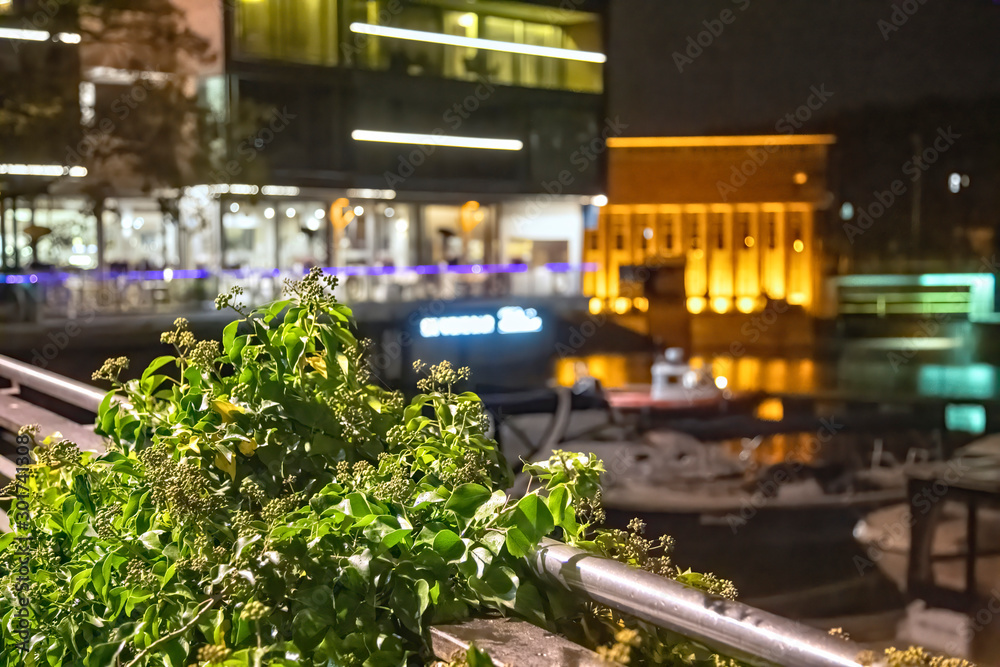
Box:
[292, 609, 327, 652]
[140, 355, 175, 383]
[86, 640, 126, 666]
[466, 645, 497, 667]
[238, 437, 258, 457]
[432, 529, 466, 563]
[305, 354, 328, 377]
[210, 398, 245, 423]
[505, 494, 554, 558]
[71, 475, 97, 517]
[214, 448, 237, 481]
[444, 483, 491, 519]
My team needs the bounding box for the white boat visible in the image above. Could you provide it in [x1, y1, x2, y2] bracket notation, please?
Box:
[650, 348, 723, 402]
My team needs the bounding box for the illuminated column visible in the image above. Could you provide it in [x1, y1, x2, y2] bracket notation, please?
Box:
[760, 204, 786, 300]
[658, 207, 681, 257]
[787, 205, 812, 308]
[595, 208, 611, 299]
[583, 221, 598, 297]
[607, 208, 633, 300]
[708, 204, 734, 313]
[684, 206, 708, 314]
[735, 206, 760, 313]
[634, 207, 657, 264]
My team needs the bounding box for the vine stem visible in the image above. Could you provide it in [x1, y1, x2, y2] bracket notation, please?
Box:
[122, 594, 220, 667]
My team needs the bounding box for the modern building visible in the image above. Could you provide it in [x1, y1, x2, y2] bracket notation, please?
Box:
[1, 0, 608, 316]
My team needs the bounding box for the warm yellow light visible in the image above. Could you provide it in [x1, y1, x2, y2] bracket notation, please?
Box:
[613, 297, 631, 315]
[350, 23, 606, 63]
[633, 297, 649, 313]
[744, 236, 755, 248]
[756, 398, 784, 422]
[711, 297, 731, 314]
[608, 135, 837, 149]
[793, 239, 804, 253]
[715, 376, 728, 390]
[736, 297, 756, 314]
[457, 12, 476, 28]
[460, 201, 482, 233]
[788, 292, 806, 305]
[793, 171, 808, 185]
[686, 296, 707, 314]
[588, 297, 604, 315]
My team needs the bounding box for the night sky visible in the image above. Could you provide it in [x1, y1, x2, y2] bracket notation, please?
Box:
[607, 0, 1000, 136]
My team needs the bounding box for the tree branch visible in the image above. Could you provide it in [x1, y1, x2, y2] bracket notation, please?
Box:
[122, 594, 221, 667]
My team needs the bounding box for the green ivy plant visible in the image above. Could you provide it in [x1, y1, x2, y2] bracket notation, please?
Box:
[1, 269, 747, 667]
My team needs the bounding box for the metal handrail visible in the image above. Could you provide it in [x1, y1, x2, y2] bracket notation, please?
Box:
[0, 354, 109, 413]
[531, 540, 880, 667]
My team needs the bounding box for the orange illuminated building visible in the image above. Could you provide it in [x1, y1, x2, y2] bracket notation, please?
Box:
[585, 135, 835, 316]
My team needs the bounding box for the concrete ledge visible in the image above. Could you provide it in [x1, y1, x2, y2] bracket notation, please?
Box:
[431, 617, 612, 667]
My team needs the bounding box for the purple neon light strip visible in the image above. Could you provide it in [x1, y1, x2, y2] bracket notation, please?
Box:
[1, 263, 595, 284]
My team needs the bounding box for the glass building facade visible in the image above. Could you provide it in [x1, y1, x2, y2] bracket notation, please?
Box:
[234, 0, 603, 93]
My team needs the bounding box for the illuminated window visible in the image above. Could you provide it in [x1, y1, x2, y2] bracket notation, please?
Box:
[237, 0, 339, 66]
[340, 0, 603, 93]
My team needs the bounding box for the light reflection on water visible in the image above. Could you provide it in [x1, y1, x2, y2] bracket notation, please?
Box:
[554, 354, 822, 393]
[555, 354, 1000, 401]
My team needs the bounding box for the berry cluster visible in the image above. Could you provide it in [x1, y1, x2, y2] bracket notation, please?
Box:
[195, 644, 231, 665]
[881, 647, 975, 667]
[327, 389, 375, 442]
[283, 266, 338, 313]
[576, 490, 607, 525]
[600, 519, 678, 579]
[239, 478, 269, 507]
[33, 439, 82, 468]
[414, 360, 471, 393]
[241, 600, 270, 622]
[160, 317, 196, 349]
[175, 555, 210, 574]
[596, 627, 640, 665]
[214, 285, 245, 313]
[189, 340, 221, 369]
[371, 468, 411, 504]
[139, 445, 219, 524]
[92, 356, 129, 383]
[261, 493, 303, 524]
[94, 503, 121, 539]
[231, 510, 259, 539]
[442, 448, 489, 488]
[124, 558, 159, 591]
